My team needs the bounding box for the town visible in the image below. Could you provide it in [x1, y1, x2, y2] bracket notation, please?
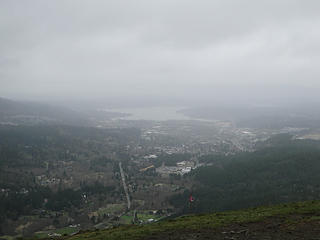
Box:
[0, 118, 309, 238]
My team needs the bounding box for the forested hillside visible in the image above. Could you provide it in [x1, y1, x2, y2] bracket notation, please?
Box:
[170, 135, 320, 213]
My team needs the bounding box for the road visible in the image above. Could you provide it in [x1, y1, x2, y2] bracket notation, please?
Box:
[119, 162, 131, 210]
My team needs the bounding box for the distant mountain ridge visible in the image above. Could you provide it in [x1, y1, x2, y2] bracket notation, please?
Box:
[0, 97, 91, 126]
[180, 104, 320, 128]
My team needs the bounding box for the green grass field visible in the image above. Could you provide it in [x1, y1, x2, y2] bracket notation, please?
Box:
[119, 210, 163, 225]
[1, 235, 21, 240]
[34, 226, 80, 239]
[120, 215, 133, 224]
[97, 203, 126, 215]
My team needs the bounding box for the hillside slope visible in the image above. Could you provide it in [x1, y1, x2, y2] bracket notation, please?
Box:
[64, 200, 320, 240]
[170, 135, 320, 214]
[0, 97, 90, 126]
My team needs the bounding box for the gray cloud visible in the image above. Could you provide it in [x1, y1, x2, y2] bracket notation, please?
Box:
[1, 0, 320, 105]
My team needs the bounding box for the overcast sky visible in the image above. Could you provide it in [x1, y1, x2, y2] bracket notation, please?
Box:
[1, 1, 320, 106]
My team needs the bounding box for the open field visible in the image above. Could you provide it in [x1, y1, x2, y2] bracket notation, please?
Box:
[34, 226, 80, 239]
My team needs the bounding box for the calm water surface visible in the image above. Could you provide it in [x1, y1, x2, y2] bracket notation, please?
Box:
[104, 106, 191, 121]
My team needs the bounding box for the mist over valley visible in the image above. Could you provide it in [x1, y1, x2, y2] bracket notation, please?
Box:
[1, 1, 320, 239]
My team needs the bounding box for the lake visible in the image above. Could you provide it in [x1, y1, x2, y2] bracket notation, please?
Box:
[104, 106, 191, 121]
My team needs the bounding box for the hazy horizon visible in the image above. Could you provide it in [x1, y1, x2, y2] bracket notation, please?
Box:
[1, 1, 320, 108]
